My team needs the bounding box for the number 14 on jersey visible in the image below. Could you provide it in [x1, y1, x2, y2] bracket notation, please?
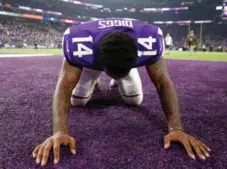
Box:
[72, 36, 93, 57]
[72, 36, 157, 57]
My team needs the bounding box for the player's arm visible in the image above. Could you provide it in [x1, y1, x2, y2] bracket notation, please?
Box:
[32, 26, 83, 166]
[194, 36, 198, 47]
[146, 58, 211, 160]
[146, 58, 182, 131]
[32, 59, 81, 166]
[52, 59, 82, 134]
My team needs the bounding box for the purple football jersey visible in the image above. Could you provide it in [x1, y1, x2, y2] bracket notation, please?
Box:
[62, 19, 164, 70]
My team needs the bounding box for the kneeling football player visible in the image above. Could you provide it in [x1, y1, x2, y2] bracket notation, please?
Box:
[32, 19, 211, 166]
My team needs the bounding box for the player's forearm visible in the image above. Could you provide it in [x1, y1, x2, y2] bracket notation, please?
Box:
[51, 61, 81, 135]
[52, 86, 72, 135]
[158, 80, 183, 130]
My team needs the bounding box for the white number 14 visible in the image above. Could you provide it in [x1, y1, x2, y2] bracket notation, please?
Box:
[138, 36, 156, 50]
[72, 36, 93, 57]
[72, 36, 157, 58]
[137, 36, 157, 57]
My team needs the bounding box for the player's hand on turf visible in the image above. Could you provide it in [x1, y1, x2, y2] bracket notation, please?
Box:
[32, 132, 76, 166]
[164, 130, 211, 160]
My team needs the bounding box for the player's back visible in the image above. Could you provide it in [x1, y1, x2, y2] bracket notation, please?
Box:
[63, 18, 164, 70]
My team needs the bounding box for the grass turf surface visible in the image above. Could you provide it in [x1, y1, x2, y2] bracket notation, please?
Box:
[0, 48, 227, 61]
[0, 49, 227, 169]
[0, 48, 62, 55]
[0, 56, 227, 169]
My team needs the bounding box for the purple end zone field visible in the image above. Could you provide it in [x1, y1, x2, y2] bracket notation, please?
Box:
[0, 55, 227, 169]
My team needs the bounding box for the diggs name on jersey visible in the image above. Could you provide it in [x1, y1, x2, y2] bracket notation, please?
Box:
[98, 19, 134, 29]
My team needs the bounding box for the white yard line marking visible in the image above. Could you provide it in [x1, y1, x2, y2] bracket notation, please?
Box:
[0, 54, 57, 58]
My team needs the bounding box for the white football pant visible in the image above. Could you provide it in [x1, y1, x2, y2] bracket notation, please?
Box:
[71, 68, 143, 106]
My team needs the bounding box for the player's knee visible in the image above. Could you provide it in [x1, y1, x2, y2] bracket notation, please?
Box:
[70, 95, 91, 106]
[122, 94, 143, 106]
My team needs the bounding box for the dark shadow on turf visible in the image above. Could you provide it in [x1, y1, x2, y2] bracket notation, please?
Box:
[86, 99, 119, 109]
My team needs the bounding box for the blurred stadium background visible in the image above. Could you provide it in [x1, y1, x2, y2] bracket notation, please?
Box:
[1, 1, 227, 169]
[0, 0, 226, 53]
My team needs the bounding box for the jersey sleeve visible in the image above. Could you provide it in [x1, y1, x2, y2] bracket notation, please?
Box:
[157, 27, 165, 59]
[62, 28, 82, 68]
[135, 26, 165, 67]
[62, 27, 96, 69]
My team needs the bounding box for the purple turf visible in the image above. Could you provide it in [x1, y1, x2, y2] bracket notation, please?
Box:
[0, 56, 227, 169]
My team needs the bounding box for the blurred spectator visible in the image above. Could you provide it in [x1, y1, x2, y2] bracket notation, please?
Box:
[0, 18, 66, 48]
[159, 24, 227, 51]
[0, 17, 226, 52]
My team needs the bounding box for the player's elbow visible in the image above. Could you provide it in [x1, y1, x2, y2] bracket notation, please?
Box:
[156, 75, 173, 91]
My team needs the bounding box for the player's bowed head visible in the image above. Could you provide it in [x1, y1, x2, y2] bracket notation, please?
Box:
[99, 32, 138, 80]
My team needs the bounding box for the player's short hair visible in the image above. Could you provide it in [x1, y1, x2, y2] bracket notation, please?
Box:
[99, 32, 137, 77]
